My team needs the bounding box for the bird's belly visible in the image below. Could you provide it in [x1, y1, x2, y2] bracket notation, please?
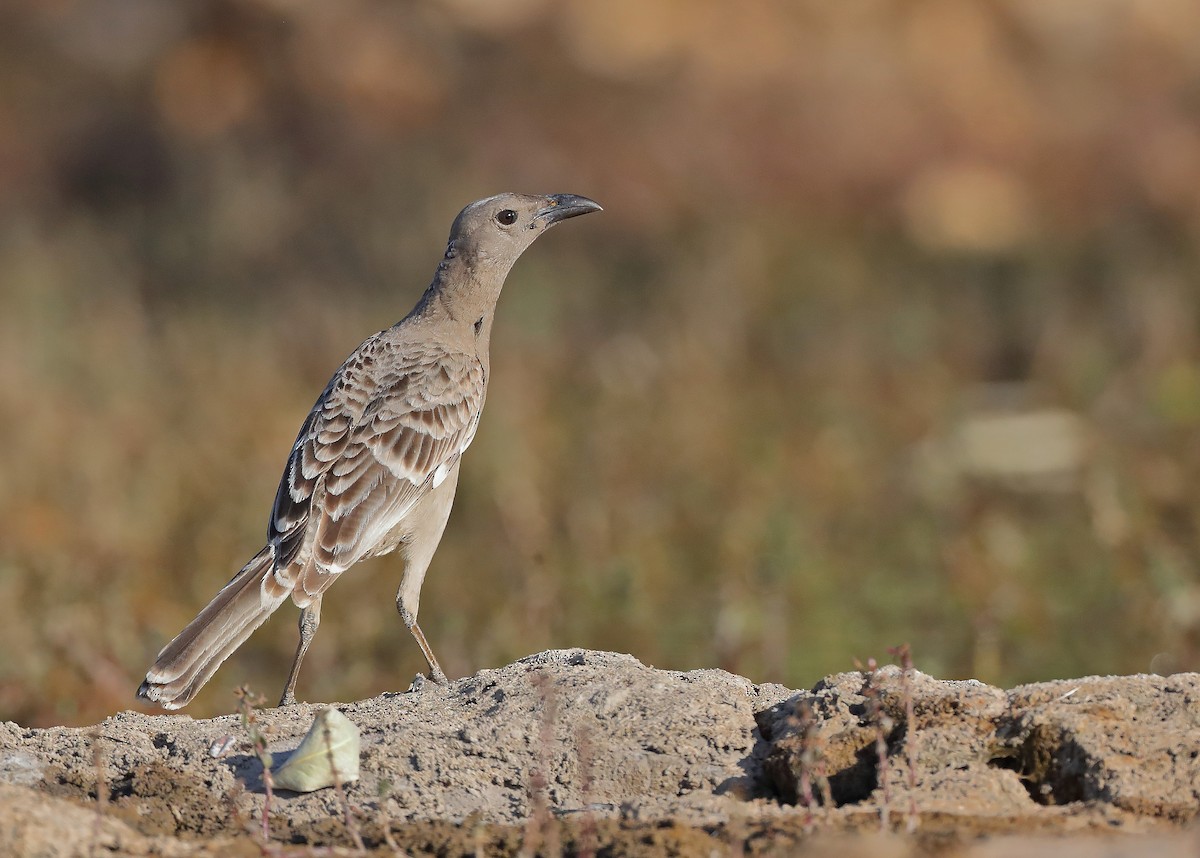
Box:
[363, 524, 410, 559]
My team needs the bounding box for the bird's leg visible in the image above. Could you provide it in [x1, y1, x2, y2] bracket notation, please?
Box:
[394, 462, 458, 687]
[398, 599, 448, 685]
[279, 598, 322, 706]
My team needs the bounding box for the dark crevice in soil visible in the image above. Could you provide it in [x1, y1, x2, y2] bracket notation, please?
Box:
[757, 691, 910, 809]
[988, 721, 1091, 806]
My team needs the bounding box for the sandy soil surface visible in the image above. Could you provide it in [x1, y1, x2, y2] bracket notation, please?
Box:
[1, 650, 1197, 856]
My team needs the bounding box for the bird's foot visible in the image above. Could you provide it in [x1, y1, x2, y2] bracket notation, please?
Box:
[408, 667, 448, 694]
[278, 690, 297, 707]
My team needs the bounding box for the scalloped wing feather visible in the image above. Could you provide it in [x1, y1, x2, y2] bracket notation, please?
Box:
[267, 335, 485, 600]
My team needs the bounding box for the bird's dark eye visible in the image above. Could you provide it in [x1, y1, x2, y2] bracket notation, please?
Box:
[496, 209, 518, 226]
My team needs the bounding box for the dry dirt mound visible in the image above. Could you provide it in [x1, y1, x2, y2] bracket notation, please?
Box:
[1, 650, 1197, 856]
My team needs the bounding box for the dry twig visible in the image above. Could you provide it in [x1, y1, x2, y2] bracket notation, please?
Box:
[234, 686, 275, 844]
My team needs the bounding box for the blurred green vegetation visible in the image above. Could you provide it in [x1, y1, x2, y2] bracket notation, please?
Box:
[2, 0, 1200, 725]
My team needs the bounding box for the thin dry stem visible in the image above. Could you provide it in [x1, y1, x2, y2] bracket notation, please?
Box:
[373, 779, 409, 856]
[574, 724, 597, 858]
[90, 732, 107, 858]
[792, 698, 833, 829]
[889, 643, 920, 833]
[521, 669, 559, 858]
[855, 657, 893, 832]
[234, 686, 275, 844]
[323, 715, 366, 853]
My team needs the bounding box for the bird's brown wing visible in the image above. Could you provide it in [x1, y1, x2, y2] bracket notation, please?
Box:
[268, 334, 485, 603]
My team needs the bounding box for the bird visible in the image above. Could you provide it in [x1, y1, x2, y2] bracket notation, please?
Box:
[137, 192, 602, 710]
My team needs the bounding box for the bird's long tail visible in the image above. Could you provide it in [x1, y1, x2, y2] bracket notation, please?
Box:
[138, 546, 289, 709]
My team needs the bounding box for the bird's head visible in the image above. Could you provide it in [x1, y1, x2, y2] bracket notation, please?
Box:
[444, 192, 603, 273]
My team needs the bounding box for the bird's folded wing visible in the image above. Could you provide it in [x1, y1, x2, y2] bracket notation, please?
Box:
[268, 337, 485, 598]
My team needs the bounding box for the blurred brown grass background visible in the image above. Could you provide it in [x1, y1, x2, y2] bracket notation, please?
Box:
[3, 0, 1200, 725]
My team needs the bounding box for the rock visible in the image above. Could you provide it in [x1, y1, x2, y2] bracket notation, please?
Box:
[759, 666, 1028, 815]
[0, 650, 1196, 856]
[759, 665, 1200, 827]
[1000, 674, 1200, 818]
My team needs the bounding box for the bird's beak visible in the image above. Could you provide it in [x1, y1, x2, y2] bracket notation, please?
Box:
[533, 194, 603, 225]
